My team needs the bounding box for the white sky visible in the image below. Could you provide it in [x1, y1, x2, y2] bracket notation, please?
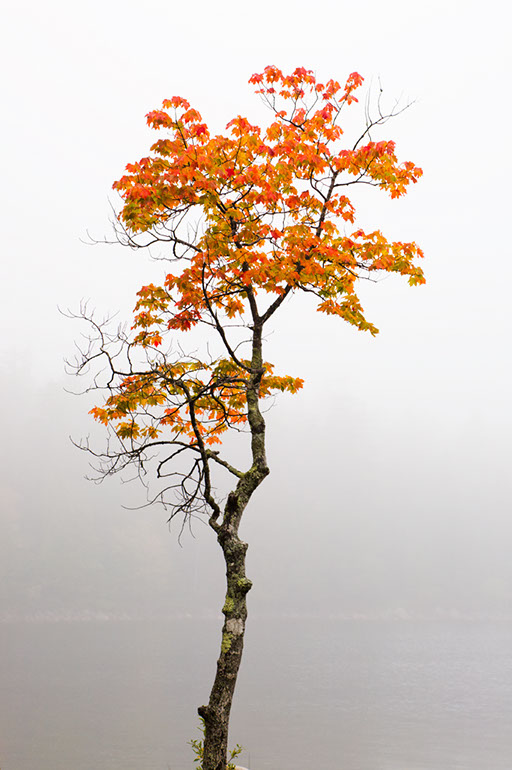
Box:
[2, 0, 512, 616]
[2, 0, 510, 372]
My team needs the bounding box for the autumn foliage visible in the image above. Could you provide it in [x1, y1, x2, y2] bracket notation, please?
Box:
[90, 64, 424, 463]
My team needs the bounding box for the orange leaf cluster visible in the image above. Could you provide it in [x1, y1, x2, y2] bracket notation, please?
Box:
[90, 359, 303, 446]
[93, 66, 424, 448]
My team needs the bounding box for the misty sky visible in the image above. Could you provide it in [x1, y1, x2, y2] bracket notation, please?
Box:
[2, 0, 512, 619]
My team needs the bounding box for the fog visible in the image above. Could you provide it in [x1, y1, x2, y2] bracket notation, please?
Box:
[2, 333, 512, 623]
[2, 0, 512, 625]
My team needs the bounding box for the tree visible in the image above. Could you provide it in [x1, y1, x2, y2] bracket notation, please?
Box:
[71, 66, 424, 770]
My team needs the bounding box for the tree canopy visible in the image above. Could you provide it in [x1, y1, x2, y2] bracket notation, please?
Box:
[87, 66, 424, 509]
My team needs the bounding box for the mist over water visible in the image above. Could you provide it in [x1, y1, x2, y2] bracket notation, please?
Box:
[2, 617, 512, 770]
[2, 377, 512, 768]
[2, 370, 511, 626]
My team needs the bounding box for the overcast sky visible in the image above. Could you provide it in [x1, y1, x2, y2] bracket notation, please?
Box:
[2, 0, 512, 619]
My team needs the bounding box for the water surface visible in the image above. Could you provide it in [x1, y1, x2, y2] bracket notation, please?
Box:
[1, 618, 511, 769]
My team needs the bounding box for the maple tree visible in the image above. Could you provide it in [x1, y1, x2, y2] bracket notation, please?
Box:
[72, 66, 424, 770]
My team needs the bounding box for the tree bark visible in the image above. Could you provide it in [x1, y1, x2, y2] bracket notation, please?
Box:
[198, 520, 252, 770]
[199, 319, 269, 770]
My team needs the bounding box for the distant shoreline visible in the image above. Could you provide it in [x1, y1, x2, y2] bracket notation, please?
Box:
[2, 609, 512, 624]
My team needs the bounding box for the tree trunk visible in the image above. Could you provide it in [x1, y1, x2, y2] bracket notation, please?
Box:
[198, 516, 252, 770]
[199, 319, 268, 770]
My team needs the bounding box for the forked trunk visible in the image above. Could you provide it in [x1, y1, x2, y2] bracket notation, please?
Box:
[198, 521, 252, 770]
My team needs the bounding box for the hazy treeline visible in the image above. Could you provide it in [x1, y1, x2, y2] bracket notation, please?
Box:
[2, 367, 512, 622]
